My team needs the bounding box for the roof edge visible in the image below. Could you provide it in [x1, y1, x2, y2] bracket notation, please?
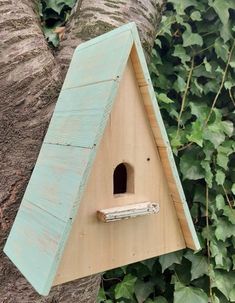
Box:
[129, 23, 200, 251]
[75, 22, 136, 53]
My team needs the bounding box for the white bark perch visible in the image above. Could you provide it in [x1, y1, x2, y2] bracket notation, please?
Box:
[97, 202, 160, 222]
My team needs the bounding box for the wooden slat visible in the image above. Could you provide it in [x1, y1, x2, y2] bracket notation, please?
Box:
[44, 109, 106, 148]
[62, 30, 133, 90]
[23, 143, 91, 222]
[97, 202, 160, 222]
[4, 201, 67, 295]
[54, 81, 116, 112]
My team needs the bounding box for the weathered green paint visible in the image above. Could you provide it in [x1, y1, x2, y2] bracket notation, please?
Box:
[44, 109, 108, 147]
[53, 81, 116, 112]
[4, 23, 200, 296]
[23, 143, 91, 221]
[62, 30, 133, 90]
[4, 200, 68, 295]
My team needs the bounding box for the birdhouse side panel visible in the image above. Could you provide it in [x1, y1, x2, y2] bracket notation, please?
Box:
[53, 58, 186, 286]
[129, 41, 200, 250]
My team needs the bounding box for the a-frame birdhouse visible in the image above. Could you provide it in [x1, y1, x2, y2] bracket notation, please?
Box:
[4, 23, 200, 296]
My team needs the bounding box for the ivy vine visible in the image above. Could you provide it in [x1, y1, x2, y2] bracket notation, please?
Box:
[39, 0, 235, 302]
[98, 0, 235, 302]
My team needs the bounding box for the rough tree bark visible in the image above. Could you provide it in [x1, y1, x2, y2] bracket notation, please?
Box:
[0, 0, 165, 302]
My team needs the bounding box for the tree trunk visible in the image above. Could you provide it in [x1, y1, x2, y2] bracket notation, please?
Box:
[0, 0, 165, 302]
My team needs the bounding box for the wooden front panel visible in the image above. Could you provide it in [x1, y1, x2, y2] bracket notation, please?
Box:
[54, 58, 186, 285]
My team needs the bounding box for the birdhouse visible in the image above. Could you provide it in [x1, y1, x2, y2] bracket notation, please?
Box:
[4, 22, 200, 296]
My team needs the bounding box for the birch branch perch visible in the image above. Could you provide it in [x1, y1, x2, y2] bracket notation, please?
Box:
[97, 202, 160, 222]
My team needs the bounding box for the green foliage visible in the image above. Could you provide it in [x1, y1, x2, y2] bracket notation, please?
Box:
[39, 0, 76, 46]
[39, 0, 235, 301]
[174, 281, 208, 303]
[98, 0, 235, 302]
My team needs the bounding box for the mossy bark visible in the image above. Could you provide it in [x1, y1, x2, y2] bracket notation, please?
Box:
[0, 0, 165, 302]
[57, 0, 165, 68]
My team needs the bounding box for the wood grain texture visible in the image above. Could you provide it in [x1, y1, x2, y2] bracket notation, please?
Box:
[97, 202, 160, 222]
[44, 109, 107, 148]
[62, 29, 133, 90]
[22, 143, 91, 222]
[53, 58, 186, 285]
[128, 25, 200, 250]
[4, 23, 199, 296]
[52, 81, 115, 112]
[4, 201, 68, 295]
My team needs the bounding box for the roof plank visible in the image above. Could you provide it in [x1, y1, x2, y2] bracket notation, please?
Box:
[44, 109, 108, 148]
[4, 201, 68, 295]
[62, 30, 133, 90]
[54, 81, 116, 112]
[23, 143, 91, 221]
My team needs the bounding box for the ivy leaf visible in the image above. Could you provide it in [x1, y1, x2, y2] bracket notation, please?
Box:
[159, 251, 183, 272]
[169, 0, 198, 15]
[216, 194, 225, 210]
[211, 295, 220, 303]
[218, 143, 234, 155]
[154, 297, 168, 303]
[230, 61, 235, 68]
[209, 0, 233, 41]
[155, 39, 162, 48]
[97, 288, 106, 302]
[209, 0, 229, 25]
[180, 149, 205, 180]
[189, 103, 210, 122]
[173, 75, 186, 92]
[221, 121, 234, 137]
[190, 11, 202, 21]
[43, 27, 60, 47]
[203, 141, 215, 161]
[223, 206, 235, 224]
[215, 218, 235, 241]
[203, 128, 225, 148]
[215, 170, 225, 185]
[203, 58, 212, 73]
[232, 184, 235, 195]
[210, 240, 228, 268]
[229, 288, 235, 301]
[214, 38, 229, 62]
[174, 282, 208, 303]
[184, 251, 208, 280]
[217, 152, 229, 170]
[212, 270, 235, 300]
[115, 274, 137, 300]
[224, 80, 235, 89]
[157, 93, 174, 104]
[61, 0, 76, 8]
[187, 120, 203, 147]
[45, 0, 64, 14]
[141, 258, 156, 272]
[201, 160, 213, 188]
[191, 78, 203, 96]
[135, 280, 154, 303]
[45, 0, 76, 12]
[183, 25, 203, 47]
[172, 45, 190, 65]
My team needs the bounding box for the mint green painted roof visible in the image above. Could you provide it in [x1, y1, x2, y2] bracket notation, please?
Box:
[4, 23, 200, 296]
